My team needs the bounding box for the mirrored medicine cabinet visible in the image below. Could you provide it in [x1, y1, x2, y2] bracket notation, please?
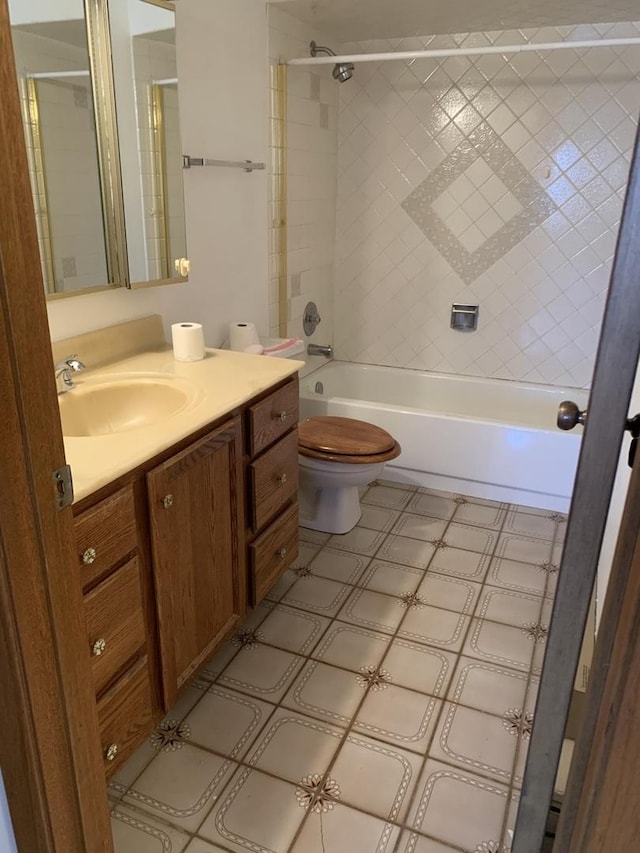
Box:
[9, 0, 188, 299]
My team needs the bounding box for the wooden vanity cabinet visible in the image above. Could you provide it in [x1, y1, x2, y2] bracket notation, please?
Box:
[147, 416, 246, 709]
[245, 377, 300, 604]
[73, 483, 158, 777]
[70, 374, 299, 775]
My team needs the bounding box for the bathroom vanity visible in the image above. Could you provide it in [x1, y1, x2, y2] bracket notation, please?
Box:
[58, 320, 301, 778]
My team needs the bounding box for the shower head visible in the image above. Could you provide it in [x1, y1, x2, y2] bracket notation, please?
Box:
[310, 40, 355, 83]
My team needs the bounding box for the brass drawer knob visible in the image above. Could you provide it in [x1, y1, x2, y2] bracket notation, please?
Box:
[277, 410, 289, 423]
[105, 743, 119, 762]
[277, 473, 287, 485]
[82, 547, 97, 565]
[162, 494, 174, 509]
[91, 638, 107, 657]
[277, 547, 287, 559]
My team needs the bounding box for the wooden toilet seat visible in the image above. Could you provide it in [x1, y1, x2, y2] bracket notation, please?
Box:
[298, 416, 401, 463]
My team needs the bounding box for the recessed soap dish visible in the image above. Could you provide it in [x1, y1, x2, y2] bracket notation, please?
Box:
[451, 303, 479, 332]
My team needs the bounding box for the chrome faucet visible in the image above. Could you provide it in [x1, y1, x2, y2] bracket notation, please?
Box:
[307, 343, 333, 359]
[54, 354, 85, 393]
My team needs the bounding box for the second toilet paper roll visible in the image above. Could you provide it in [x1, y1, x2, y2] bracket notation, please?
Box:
[171, 322, 205, 362]
[229, 321, 260, 352]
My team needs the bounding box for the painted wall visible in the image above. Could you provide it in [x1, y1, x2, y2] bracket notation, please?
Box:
[44, 0, 270, 348]
[332, 23, 640, 388]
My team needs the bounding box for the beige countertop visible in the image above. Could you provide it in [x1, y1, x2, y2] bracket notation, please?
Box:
[63, 347, 303, 503]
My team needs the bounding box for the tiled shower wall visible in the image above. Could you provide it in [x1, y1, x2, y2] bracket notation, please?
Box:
[268, 8, 339, 341]
[333, 23, 640, 388]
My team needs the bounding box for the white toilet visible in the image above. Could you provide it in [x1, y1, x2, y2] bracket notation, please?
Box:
[298, 415, 401, 534]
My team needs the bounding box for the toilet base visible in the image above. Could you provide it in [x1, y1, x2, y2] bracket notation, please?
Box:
[299, 482, 362, 535]
[298, 456, 385, 535]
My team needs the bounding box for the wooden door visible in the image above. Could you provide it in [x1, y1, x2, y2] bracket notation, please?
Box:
[147, 418, 246, 708]
[554, 451, 640, 849]
[0, 0, 113, 849]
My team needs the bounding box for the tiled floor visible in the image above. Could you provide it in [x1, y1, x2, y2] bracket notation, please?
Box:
[108, 481, 565, 853]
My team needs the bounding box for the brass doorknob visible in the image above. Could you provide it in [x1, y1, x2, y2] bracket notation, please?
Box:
[277, 473, 287, 485]
[162, 494, 174, 509]
[277, 547, 287, 559]
[557, 401, 587, 430]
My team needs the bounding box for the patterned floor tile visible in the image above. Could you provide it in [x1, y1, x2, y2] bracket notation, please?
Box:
[280, 575, 352, 617]
[382, 640, 457, 697]
[358, 559, 424, 597]
[357, 503, 403, 532]
[493, 533, 554, 567]
[264, 569, 298, 603]
[362, 484, 414, 510]
[438, 523, 498, 556]
[291, 800, 401, 852]
[331, 731, 423, 822]
[111, 804, 191, 853]
[338, 587, 406, 634]
[429, 702, 519, 784]
[183, 839, 231, 853]
[311, 622, 392, 672]
[198, 767, 305, 853]
[451, 500, 507, 530]
[485, 555, 549, 596]
[406, 491, 458, 519]
[282, 660, 366, 727]
[246, 708, 343, 784]
[217, 644, 303, 703]
[390, 513, 448, 543]
[255, 604, 330, 655]
[462, 618, 537, 673]
[309, 547, 371, 585]
[475, 586, 544, 628]
[183, 684, 274, 760]
[407, 759, 514, 851]
[396, 830, 463, 852]
[503, 509, 557, 540]
[446, 657, 529, 717]
[123, 744, 237, 833]
[416, 573, 481, 616]
[354, 684, 442, 753]
[379, 534, 437, 569]
[327, 526, 387, 556]
[427, 546, 491, 582]
[398, 603, 470, 652]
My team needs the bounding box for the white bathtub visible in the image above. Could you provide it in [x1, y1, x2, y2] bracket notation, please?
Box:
[299, 362, 589, 512]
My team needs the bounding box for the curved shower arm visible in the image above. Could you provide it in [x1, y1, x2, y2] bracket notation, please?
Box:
[310, 40, 336, 58]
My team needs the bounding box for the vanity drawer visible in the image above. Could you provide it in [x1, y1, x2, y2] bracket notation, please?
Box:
[75, 485, 137, 589]
[83, 557, 146, 697]
[250, 430, 298, 531]
[246, 378, 299, 456]
[97, 656, 154, 778]
[249, 502, 299, 604]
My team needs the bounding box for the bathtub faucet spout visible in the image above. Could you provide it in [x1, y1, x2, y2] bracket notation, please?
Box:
[307, 343, 333, 358]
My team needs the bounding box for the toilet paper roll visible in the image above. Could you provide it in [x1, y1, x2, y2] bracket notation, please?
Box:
[229, 321, 260, 352]
[171, 322, 205, 362]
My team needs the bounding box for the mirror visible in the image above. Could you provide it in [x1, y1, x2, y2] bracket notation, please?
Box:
[110, 0, 188, 286]
[8, 0, 188, 298]
[9, 0, 122, 296]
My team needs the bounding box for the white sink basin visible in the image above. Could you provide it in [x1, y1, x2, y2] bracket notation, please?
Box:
[59, 378, 191, 437]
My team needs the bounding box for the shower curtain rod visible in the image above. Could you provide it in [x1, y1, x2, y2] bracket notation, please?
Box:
[287, 36, 640, 66]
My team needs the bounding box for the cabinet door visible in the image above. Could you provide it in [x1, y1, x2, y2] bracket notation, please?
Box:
[147, 418, 245, 708]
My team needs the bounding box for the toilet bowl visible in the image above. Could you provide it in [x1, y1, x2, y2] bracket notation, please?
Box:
[298, 416, 401, 534]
